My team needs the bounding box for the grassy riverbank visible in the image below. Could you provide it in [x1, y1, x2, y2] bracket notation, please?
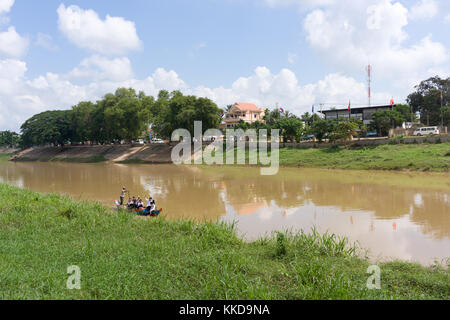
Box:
[8, 141, 450, 171]
[0, 153, 12, 162]
[15, 155, 107, 163]
[0, 184, 448, 300]
[278, 142, 450, 171]
[213, 141, 450, 171]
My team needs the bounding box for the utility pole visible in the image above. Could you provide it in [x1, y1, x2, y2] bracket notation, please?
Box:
[366, 65, 372, 108]
[441, 91, 444, 128]
[410, 105, 414, 124]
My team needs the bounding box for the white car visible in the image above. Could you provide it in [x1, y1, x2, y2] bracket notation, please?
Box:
[151, 139, 165, 144]
[413, 126, 440, 136]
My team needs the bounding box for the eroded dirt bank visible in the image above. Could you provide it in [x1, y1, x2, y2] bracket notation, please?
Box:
[11, 144, 175, 163]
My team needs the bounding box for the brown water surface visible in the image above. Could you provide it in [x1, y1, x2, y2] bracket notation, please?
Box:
[0, 161, 449, 265]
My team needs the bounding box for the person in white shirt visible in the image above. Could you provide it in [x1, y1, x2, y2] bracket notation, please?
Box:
[145, 197, 152, 211]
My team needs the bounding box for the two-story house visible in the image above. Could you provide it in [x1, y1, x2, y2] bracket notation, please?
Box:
[221, 102, 265, 129]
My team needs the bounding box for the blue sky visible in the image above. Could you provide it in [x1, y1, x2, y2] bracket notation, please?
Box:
[0, 0, 449, 131]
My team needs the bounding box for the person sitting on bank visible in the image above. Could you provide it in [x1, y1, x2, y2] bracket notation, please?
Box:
[131, 197, 137, 209]
[126, 198, 134, 209]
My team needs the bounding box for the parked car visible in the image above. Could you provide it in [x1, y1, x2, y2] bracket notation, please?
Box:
[300, 135, 315, 142]
[151, 138, 165, 144]
[413, 126, 440, 136]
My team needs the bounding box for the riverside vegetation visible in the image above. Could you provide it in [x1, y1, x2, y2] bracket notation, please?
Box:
[0, 183, 448, 299]
[203, 141, 450, 172]
[6, 141, 450, 171]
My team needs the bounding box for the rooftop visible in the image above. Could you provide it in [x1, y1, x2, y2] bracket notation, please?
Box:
[320, 105, 394, 113]
[234, 102, 263, 112]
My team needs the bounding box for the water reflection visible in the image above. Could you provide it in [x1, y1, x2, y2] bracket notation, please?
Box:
[0, 161, 448, 265]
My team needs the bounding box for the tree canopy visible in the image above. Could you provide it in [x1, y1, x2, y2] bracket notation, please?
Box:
[19, 88, 223, 147]
[0, 131, 21, 148]
[407, 76, 449, 126]
[371, 110, 406, 136]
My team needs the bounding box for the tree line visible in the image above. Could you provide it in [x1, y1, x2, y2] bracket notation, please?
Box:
[0, 131, 20, 148]
[233, 104, 426, 143]
[19, 88, 222, 148]
[3, 76, 448, 148]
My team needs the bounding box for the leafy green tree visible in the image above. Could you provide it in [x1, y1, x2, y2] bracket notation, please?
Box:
[372, 110, 406, 136]
[71, 101, 95, 144]
[89, 88, 147, 143]
[263, 109, 282, 126]
[407, 76, 449, 126]
[153, 91, 222, 139]
[21, 110, 73, 147]
[0, 131, 20, 147]
[393, 104, 415, 122]
[308, 119, 332, 142]
[275, 117, 304, 142]
[441, 105, 450, 126]
[348, 118, 367, 137]
[328, 121, 358, 143]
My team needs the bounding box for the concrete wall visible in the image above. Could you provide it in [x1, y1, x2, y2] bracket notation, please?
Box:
[202, 134, 450, 149]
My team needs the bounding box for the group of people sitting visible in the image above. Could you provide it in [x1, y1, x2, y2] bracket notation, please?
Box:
[120, 187, 157, 214]
[127, 196, 157, 213]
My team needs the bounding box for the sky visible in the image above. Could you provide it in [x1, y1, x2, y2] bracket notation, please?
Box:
[0, 0, 449, 131]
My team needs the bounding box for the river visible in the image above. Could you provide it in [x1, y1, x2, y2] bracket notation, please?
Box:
[0, 161, 449, 265]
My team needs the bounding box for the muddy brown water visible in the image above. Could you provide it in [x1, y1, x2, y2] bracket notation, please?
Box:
[0, 161, 449, 265]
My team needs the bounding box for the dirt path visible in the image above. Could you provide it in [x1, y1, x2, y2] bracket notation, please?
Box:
[112, 146, 147, 162]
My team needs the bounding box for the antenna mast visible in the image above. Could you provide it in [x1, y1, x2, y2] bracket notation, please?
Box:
[366, 65, 372, 107]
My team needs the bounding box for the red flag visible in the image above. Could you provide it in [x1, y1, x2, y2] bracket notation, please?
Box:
[390, 97, 394, 106]
[348, 100, 351, 111]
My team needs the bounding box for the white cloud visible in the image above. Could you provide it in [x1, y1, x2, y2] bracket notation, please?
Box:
[67, 55, 134, 81]
[0, 58, 40, 130]
[287, 52, 297, 64]
[445, 13, 450, 23]
[0, 26, 29, 58]
[2, 58, 395, 131]
[57, 4, 142, 55]
[0, 58, 26, 94]
[193, 67, 392, 112]
[35, 32, 59, 51]
[263, 0, 335, 9]
[0, 0, 14, 15]
[409, 0, 438, 21]
[302, 0, 448, 89]
[189, 42, 207, 58]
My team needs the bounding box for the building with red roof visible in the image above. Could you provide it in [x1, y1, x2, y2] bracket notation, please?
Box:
[221, 102, 265, 129]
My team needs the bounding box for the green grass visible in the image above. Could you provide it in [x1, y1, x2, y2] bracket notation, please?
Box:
[0, 153, 12, 162]
[212, 142, 450, 172]
[0, 183, 448, 300]
[52, 155, 107, 163]
[278, 143, 450, 171]
[10, 141, 450, 171]
[14, 155, 107, 163]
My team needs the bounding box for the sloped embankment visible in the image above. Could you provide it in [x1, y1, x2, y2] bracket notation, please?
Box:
[11, 145, 175, 164]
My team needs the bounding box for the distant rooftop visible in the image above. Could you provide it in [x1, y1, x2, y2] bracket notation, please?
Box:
[320, 105, 394, 113]
[233, 102, 263, 112]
